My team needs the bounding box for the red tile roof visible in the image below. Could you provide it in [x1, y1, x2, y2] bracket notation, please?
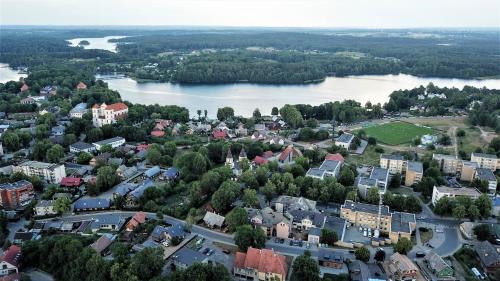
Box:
[126, 212, 147, 231]
[263, 151, 274, 158]
[151, 130, 165, 137]
[0, 245, 21, 267]
[0, 273, 21, 281]
[278, 145, 302, 161]
[76, 82, 87, 90]
[325, 153, 345, 162]
[20, 84, 29, 92]
[254, 156, 268, 165]
[92, 102, 128, 112]
[234, 247, 287, 279]
[213, 130, 227, 139]
[60, 177, 82, 187]
[136, 144, 150, 151]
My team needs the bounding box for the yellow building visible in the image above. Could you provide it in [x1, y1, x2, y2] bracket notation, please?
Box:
[380, 154, 406, 174]
[471, 152, 498, 171]
[460, 161, 478, 182]
[433, 153, 462, 174]
[405, 161, 423, 186]
[340, 200, 391, 233]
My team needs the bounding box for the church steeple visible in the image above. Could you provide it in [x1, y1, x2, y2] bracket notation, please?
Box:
[226, 147, 233, 165]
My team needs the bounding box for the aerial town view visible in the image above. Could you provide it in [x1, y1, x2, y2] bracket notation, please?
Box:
[0, 1, 500, 281]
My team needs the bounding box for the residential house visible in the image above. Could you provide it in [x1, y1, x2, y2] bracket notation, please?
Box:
[20, 84, 29, 92]
[125, 212, 147, 232]
[387, 252, 419, 280]
[325, 153, 345, 163]
[164, 223, 187, 242]
[20, 97, 35, 105]
[474, 168, 497, 194]
[12, 231, 34, 245]
[76, 82, 87, 90]
[318, 249, 344, 269]
[116, 165, 138, 180]
[380, 154, 406, 174]
[69, 102, 88, 118]
[431, 186, 481, 205]
[90, 234, 115, 255]
[335, 133, 354, 149]
[160, 167, 180, 181]
[171, 247, 209, 270]
[113, 182, 138, 200]
[51, 125, 65, 136]
[475, 241, 500, 273]
[471, 152, 498, 171]
[423, 251, 454, 279]
[0, 245, 21, 277]
[69, 141, 96, 153]
[288, 209, 325, 231]
[92, 137, 126, 151]
[59, 177, 83, 190]
[274, 196, 316, 213]
[125, 180, 154, 208]
[203, 211, 225, 228]
[13, 161, 66, 184]
[89, 153, 112, 166]
[433, 154, 461, 174]
[234, 247, 287, 281]
[0, 180, 34, 209]
[349, 260, 371, 281]
[88, 214, 126, 233]
[278, 145, 302, 165]
[247, 207, 290, 239]
[92, 102, 128, 127]
[74, 198, 110, 212]
[144, 166, 161, 179]
[405, 161, 423, 186]
[34, 200, 57, 217]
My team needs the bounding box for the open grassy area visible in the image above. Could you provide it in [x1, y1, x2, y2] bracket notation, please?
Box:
[361, 121, 435, 145]
[347, 145, 384, 166]
[419, 227, 433, 244]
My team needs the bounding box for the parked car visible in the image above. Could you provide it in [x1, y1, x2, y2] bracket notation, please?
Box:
[416, 251, 425, 258]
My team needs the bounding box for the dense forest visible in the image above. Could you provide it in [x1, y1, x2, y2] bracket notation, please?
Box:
[1, 28, 499, 84]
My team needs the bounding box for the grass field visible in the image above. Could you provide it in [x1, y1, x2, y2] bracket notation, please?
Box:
[362, 121, 435, 145]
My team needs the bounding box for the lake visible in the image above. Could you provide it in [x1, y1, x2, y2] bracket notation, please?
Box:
[67, 36, 127, 52]
[98, 74, 500, 118]
[0, 63, 27, 83]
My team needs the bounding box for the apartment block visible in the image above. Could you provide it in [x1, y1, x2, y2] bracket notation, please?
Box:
[431, 185, 481, 205]
[433, 153, 462, 174]
[471, 152, 498, 171]
[405, 161, 423, 186]
[0, 180, 34, 209]
[380, 154, 406, 174]
[13, 161, 66, 184]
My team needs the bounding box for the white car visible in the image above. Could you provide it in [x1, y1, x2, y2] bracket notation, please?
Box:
[363, 230, 367, 237]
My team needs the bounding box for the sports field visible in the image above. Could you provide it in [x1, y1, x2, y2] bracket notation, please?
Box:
[362, 121, 435, 145]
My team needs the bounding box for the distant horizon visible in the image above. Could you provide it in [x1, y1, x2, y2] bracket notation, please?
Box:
[2, 0, 499, 28]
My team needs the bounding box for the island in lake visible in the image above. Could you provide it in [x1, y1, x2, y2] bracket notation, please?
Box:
[78, 40, 90, 46]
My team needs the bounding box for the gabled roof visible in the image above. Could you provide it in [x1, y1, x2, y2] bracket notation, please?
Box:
[90, 234, 114, 254]
[74, 198, 110, 210]
[254, 156, 268, 165]
[475, 241, 500, 267]
[234, 247, 287, 278]
[424, 251, 452, 273]
[60, 177, 82, 187]
[92, 102, 128, 112]
[126, 212, 147, 231]
[145, 166, 161, 178]
[76, 82, 87, 89]
[325, 153, 344, 162]
[0, 245, 21, 267]
[278, 145, 302, 161]
[203, 211, 225, 227]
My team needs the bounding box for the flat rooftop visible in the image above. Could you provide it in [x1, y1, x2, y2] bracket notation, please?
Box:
[342, 200, 390, 216]
[406, 161, 423, 173]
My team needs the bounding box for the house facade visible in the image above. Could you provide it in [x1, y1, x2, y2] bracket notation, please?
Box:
[92, 102, 128, 127]
[13, 161, 66, 184]
[0, 180, 34, 209]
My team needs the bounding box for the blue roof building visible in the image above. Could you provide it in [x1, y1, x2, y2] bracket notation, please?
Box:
[144, 166, 161, 178]
[74, 198, 110, 212]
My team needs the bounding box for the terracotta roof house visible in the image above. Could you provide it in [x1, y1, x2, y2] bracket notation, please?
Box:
[253, 156, 269, 166]
[325, 153, 345, 163]
[263, 151, 274, 158]
[0, 245, 21, 276]
[60, 177, 83, 188]
[213, 130, 227, 140]
[234, 247, 287, 281]
[92, 103, 128, 127]
[278, 145, 302, 165]
[76, 82, 87, 90]
[125, 212, 147, 232]
[20, 84, 29, 92]
[151, 130, 165, 137]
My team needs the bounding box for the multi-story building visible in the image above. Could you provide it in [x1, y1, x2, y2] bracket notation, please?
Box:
[0, 180, 34, 209]
[390, 212, 416, 243]
[474, 168, 498, 195]
[92, 102, 128, 127]
[460, 161, 478, 182]
[380, 154, 406, 174]
[433, 153, 462, 174]
[92, 137, 126, 151]
[0, 245, 21, 277]
[370, 167, 390, 192]
[340, 200, 391, 233]
[431, 185, 481, 205]
[13, 161, 66, 184]
[69, 102, 88, 118]
[274, 195, 316, 213]
[306, 159, 342, 180]
[387, 252, 419, 280]
[405, 161, 423, 186]
[247, 207, 290, 239]
[471, 152, 498, 171]
[234, 247, 287, 281]
[69, 141, 96, 153]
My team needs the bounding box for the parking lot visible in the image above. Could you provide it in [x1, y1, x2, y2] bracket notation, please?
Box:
[343, 225, 372, 244]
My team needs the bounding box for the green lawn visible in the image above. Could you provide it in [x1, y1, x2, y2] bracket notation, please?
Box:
[361, 121, 435, 145]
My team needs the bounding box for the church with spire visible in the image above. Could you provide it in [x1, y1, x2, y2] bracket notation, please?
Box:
[226, 146, 248, 177]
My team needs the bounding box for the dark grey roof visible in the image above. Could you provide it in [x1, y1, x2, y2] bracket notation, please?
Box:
[475, 241, 500, 267]
[129, 179, 154, 199]
[337, 133, 354, 143]
[166, 223, 186, 238]
[306, 168, 325, 178]
[288, 209, 325, 227]
[151, 225, 168, 240]
[309, 227, 321, 236]
[145, 166, 161, 178]
[342, 200, 390, 216]
[349, 260, 371, 281]
[74, 198, 110, 210]
[90, 214, 125, 230]
[475, 168, 497, 181]
[381, 154, 404, 161]
[355, 177, 377, 187]
[70, 141, 94, 150]
[172, 247, 207, 267]
[391, 212, 416, 234]
[324, 216, 347, 240]
[0, 180, 32, 190]
[370, 167, 389, 182]
[472, 152, 497, 159]
[407, 161, 423, 173]
[319, 160, 341, 173]
[114, 183, 138, 197]
[318, 249, 343, 263]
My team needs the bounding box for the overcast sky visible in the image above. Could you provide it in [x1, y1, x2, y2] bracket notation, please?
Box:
[1, 0, 499, 28]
